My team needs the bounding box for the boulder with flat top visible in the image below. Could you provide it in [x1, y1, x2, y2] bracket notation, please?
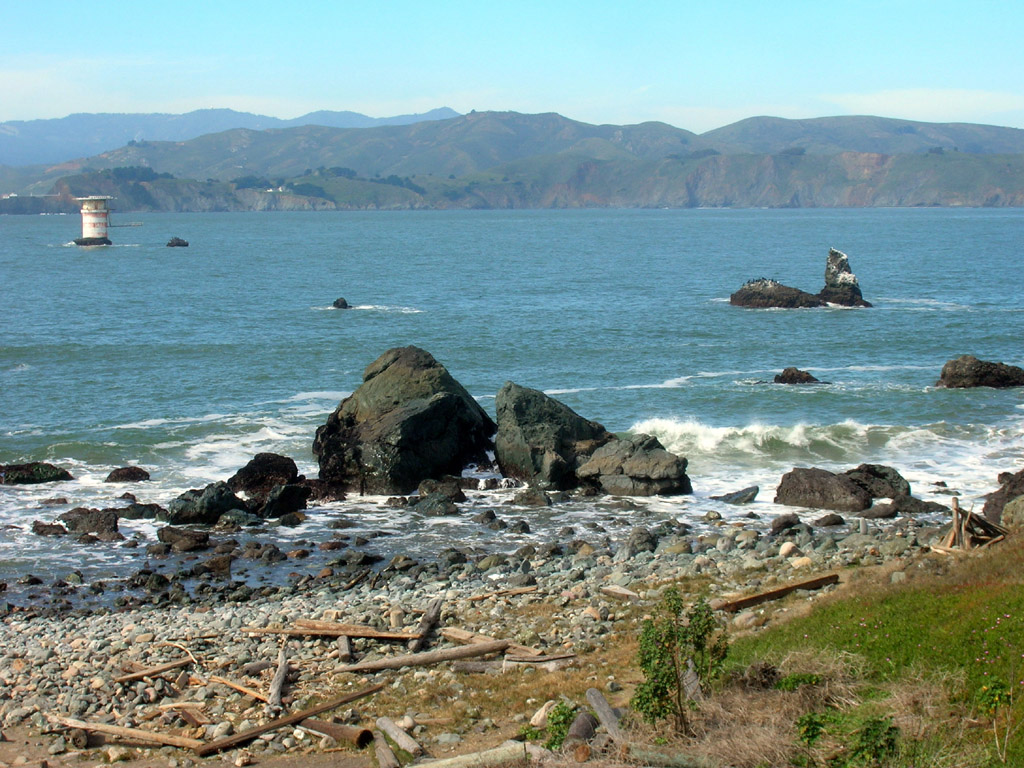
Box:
[576, 433, 692, 496]
[774, 467, 872, 512]
[936, 356, 1024, 389]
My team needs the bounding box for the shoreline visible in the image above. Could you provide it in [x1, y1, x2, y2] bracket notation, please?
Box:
[0, 502, 941, 764]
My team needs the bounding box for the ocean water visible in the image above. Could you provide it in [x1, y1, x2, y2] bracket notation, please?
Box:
[1, 208, 1023, 600]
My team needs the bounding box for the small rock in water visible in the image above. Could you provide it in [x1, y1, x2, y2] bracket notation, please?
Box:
[332, 297, 350, 309]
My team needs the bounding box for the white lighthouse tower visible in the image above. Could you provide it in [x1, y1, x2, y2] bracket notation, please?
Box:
[74, 196, 113, 246]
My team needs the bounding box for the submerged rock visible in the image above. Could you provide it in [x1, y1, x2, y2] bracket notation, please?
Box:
[166, 237, 189, 247]
[936, 355, 1024, 389]
[711, 486, 760, 505]
[774, 367, 821, 384]
[313, 346, 495, 495]
[57, 508, 119, 536]
[104, 466, 151, 483]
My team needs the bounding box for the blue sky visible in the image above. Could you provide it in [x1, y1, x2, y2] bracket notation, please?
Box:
[2, 0, 1022, 132]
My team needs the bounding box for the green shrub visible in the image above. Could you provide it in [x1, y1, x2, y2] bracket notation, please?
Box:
[631, 587, 728, 734]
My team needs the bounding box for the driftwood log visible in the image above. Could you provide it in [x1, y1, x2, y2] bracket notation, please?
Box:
[195, 683, 383, 756]
[585, 688, 625, 743]
[267, 646, 289, 709]
[336, 639, 510, 674]
[441, 627, 542, 657]
[337, 635, 353, 662]
[407, 740, 528, 768]
[408, 597, 444, 653]
[299, 719, 372, 747]
[710, 573, 840, 613]
[51, 716, 203, 750]
[373, 730, 400, 768]
[376, 716, 424, 756]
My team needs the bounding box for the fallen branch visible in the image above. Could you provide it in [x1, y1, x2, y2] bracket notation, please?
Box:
[113, 658, 193, 684]
[209, 675, 268, 702]
[195, 683, 384, 757]
[50, 716, 203, 750]
[599, 585, 641, 602]
[465, 586, 538, 602]
[336, 639, 510, 674]
[710, 573, 840, 614]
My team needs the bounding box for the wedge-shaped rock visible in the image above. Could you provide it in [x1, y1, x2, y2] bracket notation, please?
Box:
[313, 347, 495, 495]
[494, 382, 613, 490]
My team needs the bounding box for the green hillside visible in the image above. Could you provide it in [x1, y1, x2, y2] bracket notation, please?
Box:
[3, 111, 1024, 212]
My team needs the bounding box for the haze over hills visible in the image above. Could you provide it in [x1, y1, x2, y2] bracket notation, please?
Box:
[3, 110, 1024, 211]
[0, 107, 460, 166]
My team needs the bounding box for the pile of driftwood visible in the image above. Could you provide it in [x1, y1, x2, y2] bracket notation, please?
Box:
[43, 587, 577, 766]
[931, 497, 1007, 554]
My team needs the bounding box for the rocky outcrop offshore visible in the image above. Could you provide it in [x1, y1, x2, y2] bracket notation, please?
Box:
[936, 355, 1024, 388]
[313, 346, 496, 495]
[819, 248, 871, 306]
[730, 248, 870, 308]
[774, 367, 822, 384]
[729, 279, 824, 308]
[0, 462, 72, 485]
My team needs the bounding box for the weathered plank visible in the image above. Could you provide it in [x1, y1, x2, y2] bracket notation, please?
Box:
[710, 573, 840, 614]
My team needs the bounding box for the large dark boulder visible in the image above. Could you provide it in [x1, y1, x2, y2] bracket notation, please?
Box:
[774, 467, 872, 512]
[983, 468, 1024, 523]
[494, 382, 614, 490]
[162, 481, 248, 525]
[258, 483, 311, 519]
[818, 248, 871, 307]
[313, 347, 495, 495]
[936, 356, 1024, 389]
[0, 462, 72, 485]
[843, 464, 911, 499]
[730, 279, 825, 308]
[105, 466, 151, 483]
[576, 434, 692, 496]
[57, 507, 119, 535]
[228, 453, 299, 505]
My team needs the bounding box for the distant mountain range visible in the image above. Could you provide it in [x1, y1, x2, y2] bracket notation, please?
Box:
[0, 107, 461, 166]
[3, 110, 1024, 211]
